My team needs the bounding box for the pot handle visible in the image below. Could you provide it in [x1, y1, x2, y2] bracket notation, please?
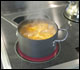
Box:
[53, 29, 68, 46]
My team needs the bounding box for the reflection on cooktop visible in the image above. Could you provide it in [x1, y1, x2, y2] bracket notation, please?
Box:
[75, 47, 79, 52]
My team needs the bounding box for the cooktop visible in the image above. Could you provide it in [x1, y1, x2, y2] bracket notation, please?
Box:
[1, 4, 79, 69]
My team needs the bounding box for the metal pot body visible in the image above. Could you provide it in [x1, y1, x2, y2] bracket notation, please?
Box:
[17, 20, 58, 58]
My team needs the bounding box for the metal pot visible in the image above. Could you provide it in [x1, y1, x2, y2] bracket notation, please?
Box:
[16, 19, 68, 58]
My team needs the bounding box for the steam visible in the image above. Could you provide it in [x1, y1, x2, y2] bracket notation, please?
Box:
[22, 1, 53, 21]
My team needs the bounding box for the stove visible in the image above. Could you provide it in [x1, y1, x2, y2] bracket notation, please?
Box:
[1, 2, 79, 69]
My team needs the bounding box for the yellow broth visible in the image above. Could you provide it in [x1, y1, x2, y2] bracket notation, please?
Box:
[19, 21, 56, 40]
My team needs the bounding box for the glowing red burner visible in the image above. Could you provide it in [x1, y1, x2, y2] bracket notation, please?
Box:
[16, 42, 59, 62]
